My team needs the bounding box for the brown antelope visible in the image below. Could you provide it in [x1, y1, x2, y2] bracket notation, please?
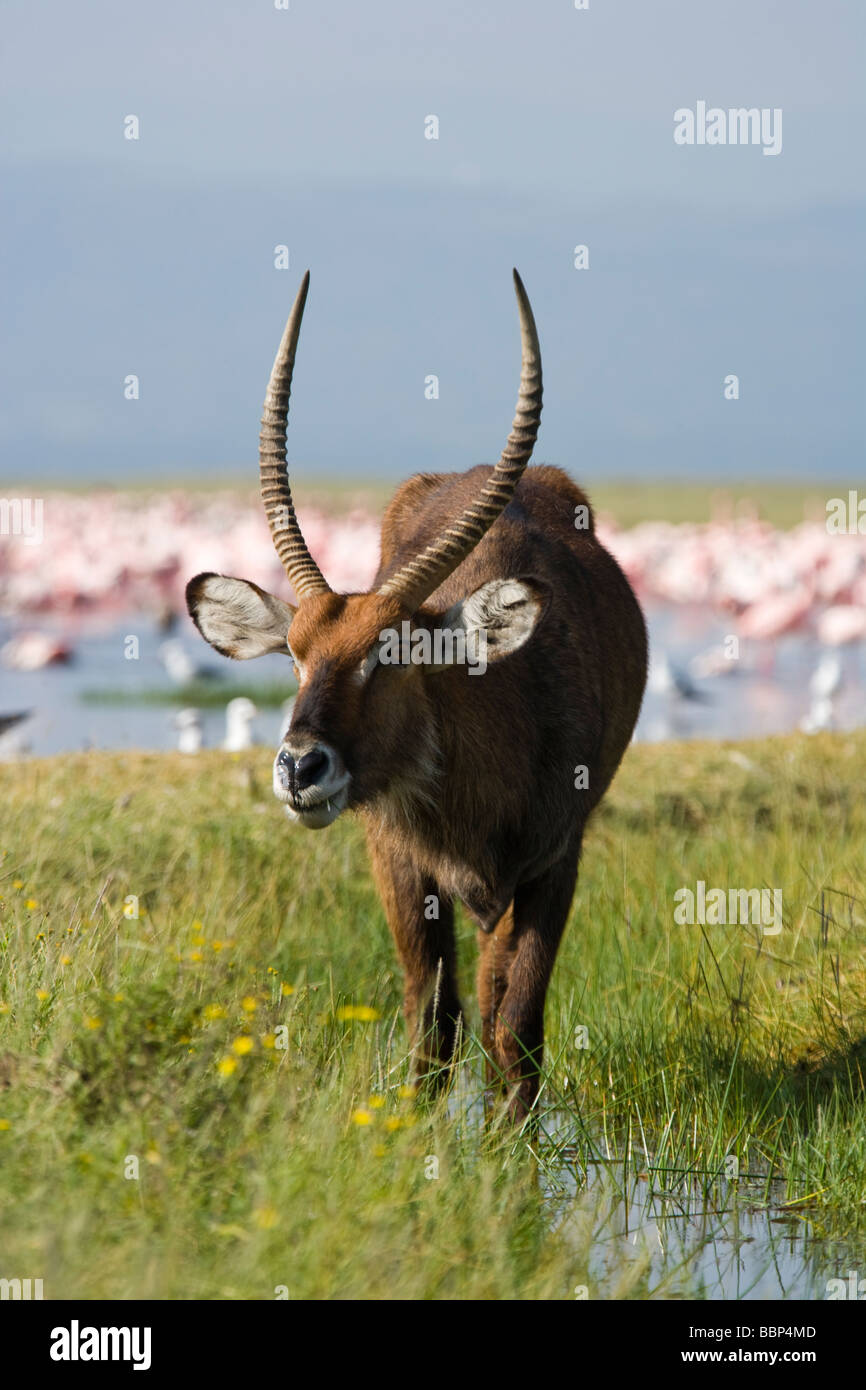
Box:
[186, 270, 647, 1121]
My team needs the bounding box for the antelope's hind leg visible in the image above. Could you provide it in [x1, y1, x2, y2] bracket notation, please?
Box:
[366, 835, 462, 1089]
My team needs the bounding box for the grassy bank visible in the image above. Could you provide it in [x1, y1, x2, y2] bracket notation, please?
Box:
[296, 477, 849, 529]
[80, 680, 296, 710]
[10, 477, 851, 530]
[0, 732, 864, 1299]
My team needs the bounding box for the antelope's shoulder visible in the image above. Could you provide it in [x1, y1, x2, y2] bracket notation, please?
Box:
[378, 468, 487, 575]
[379, 465, 593, 569]
[513, 465, 595, 536]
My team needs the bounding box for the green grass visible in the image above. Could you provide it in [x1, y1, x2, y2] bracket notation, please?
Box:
[0, 732, 864, 1299]
[305, 474, 851, 530]
[11, 477, 854, 530]
[80, 680, 296, 709]
[585, 479, 850, 530]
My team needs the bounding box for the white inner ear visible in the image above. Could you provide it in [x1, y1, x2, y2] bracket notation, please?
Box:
[189, 575, 295, 660]
[438, 577, 545, 666]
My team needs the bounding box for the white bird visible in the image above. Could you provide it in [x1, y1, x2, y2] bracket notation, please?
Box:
[809, 652, 843, 702]
[0, 711, 32, 760]
[1, 633, 71, 670]
[223, 697, 259, 752]
[159, 640, 197, 685]
[159, 639, 218, 687]
[800, 697, 835, 734]
[648, 653, 709, 703]
[689, 644, 741, 679]
[173, 707, 203, 753]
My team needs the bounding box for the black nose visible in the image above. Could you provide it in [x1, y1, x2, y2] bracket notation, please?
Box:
[295, 747, 329, 790]
[277, 746, 329, 793]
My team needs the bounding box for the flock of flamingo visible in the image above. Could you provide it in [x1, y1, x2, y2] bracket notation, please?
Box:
[603, 515, 866, 647]
[1, 491, 864, 641]
[0, 492, 382, 634]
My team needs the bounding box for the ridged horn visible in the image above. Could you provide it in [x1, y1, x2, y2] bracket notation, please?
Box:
[379, 269, 542, 612]
[259, 271, 331, 598]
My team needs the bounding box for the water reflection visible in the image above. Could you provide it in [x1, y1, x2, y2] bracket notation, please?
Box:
[546, 1161, 861, 1299]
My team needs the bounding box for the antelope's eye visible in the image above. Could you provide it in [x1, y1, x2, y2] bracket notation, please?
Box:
[287, 645, 305, 683]
[356, 648, 380, 685]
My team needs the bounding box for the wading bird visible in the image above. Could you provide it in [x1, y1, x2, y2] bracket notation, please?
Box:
[186, 271, 648, 1122]
[0, 710, 32, 760]
[159, 638, 219, 687]
[223, 696, 259, 751]
[173, 707, 203, 754]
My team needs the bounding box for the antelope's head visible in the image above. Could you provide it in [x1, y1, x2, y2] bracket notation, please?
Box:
[186, 271, 545, 829]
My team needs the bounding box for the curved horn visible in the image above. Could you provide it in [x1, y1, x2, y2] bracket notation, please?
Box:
[259, 271, 331, 598]
[379, 269, 542, 611]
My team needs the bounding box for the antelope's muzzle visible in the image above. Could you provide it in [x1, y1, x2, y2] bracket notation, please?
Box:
[273, 739, 350, 829]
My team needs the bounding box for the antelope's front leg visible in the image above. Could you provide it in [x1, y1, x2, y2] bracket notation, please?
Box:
[366, 836, 462, 1084]
[476, 906, 516, 1103]
[494, 844, 580, 1123]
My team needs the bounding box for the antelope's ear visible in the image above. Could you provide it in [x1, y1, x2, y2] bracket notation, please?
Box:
[185, 573, 296, 660]
[438, 576, 550, 667]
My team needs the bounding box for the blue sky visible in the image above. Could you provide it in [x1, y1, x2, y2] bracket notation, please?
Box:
[2, 0, 863, 483]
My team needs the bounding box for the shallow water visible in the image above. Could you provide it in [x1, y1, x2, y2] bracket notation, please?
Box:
[1, 604, 864, 756]
[548, 1162, 862, 1300]
[0, 614, 292, 755]
[446, 1069, 864, 1301]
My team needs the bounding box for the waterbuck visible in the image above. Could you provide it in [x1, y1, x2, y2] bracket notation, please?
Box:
[186, 271, 648, 1121]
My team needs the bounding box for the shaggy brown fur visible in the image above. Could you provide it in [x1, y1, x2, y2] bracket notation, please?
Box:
[276, 462, 647, 1119]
